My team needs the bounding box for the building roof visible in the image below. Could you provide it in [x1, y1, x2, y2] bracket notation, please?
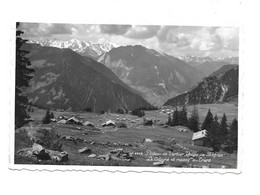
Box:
[106, 120, 115, 125]
[57, 119, 66, 124]
[102, 120, 116, 126]
[67, 117, 80, 123]
[83, 121, 95, 127]
[192, 130, 207, 141]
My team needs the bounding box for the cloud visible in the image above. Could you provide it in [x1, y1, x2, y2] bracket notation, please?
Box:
[189, 28, 223, 51]
[215, 27, 239, 51]
[99, 24, 132, 35]
[176, 36, 190, 47]
[157, 26, 179, 43]
[48, 23, 73, 34]
[19, 23, 74, 37]
[19, 23, 239, 58]
[125, 25, 160, 39]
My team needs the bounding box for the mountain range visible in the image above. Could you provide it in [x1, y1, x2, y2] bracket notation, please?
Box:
[98, 45, 204, 106]
[179, 56, 239, 76]
[24, 38, 239, 109]
[163, 64, 239, 107]
[28, 38, 117, 58]
[23, 43, 152, 112]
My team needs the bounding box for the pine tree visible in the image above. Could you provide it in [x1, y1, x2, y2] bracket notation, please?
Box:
[219, 113, 228, 141]
[138, 110, 145, 117]
[50, 112, 54, 119]
[201, 109, 214, 130]
[212, 115, 220, 136]
[172, 107, 179, 126]
[229, 118, 238, 151]
[179, 105, 188, 126]
[188, 105, 199, 132]
[208, 114, 221, 151]
[15, 22, 34, 128]
[42, 109, 52, 124]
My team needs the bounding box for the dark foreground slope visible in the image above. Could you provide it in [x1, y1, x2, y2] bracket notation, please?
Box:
[23, 44, 152, 112]
[164, 65, 238, 106]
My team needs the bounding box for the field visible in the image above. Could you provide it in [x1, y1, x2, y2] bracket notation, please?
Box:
[14, 103, 238, 168]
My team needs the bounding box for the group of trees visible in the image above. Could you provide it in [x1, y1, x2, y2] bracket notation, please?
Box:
[42, 109, 55, 124]
[131, 107, 145, 117]
[167, 105, 200, 132]
[167, 105, 238, 153]
[167, 106, 189, 127]
[137, 106, 158, 111]
[131, 106, 158, 117]
[202, 109, 238, 152]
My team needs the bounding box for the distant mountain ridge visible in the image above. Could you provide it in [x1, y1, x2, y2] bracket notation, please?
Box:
[28, 38, 118, 58]
[98, 45, 204, 106]
[179, 56, 239, 76]
[23, 43, 152, 112]
[163, 65, 239, 107]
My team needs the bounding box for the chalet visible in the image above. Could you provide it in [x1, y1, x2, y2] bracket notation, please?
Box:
[66, 116, 82, 125]
[143, 118, 153, 126]
[83, 121, 95, 127]
[101, 120, 116, 127]
[192, 129, 207, 146]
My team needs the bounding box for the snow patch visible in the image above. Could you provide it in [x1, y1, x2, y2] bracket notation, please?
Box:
[218, 84, 229, 102]
[158, 81, 168, 93]
[53, 88, 65, 100]
[154, 66, 159, 76]
[174, 70, 185, 84]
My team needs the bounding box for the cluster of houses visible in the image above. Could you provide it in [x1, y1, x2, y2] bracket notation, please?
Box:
[56, 116, 95, 127]
[176, 126, 188, 133]
[53, 113, 208, 146]
[160, 108, 174, 115]
[54, 115, 128, 128]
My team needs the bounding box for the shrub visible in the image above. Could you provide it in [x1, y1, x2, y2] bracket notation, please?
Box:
[84, 107, 93, 112]
[117, 108, 124, 114]
[36, 129, 62, 151]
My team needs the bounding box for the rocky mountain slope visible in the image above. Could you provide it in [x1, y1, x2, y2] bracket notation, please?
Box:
[23, 43, 152, 112]
[98, 45, 204, 106]
[28, 38, 117, 58]
[163, 65, 239, 107]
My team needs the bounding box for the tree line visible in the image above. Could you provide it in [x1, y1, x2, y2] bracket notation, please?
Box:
[167, 106, 238, 153]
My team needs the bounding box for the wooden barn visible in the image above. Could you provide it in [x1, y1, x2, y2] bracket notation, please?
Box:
[192, 130, 207, 146]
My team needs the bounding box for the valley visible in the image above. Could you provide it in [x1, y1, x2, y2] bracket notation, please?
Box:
[15, 25, 239, 169]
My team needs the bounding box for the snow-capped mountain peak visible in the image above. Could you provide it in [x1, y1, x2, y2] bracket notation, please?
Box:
[28, 38, 118, 58]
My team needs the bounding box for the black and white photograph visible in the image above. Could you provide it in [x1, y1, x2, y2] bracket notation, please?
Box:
[14, 22, 239, 169]
[2, 0, 260, 195]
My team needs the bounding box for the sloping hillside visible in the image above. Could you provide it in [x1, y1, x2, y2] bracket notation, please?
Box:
[163, 65, 239, 106]
[23, 44, 152, 112]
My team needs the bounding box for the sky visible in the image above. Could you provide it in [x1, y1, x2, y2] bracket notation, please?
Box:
[19, 23, 239, 58]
